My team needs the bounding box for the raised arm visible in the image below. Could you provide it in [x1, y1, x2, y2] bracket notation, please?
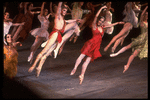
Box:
[40, 2, 46, 16]
[140, 6, 148, 22]
[50, 2, 54, 14]
[55, 2, 63, 19]
[92, 5, 107, 29]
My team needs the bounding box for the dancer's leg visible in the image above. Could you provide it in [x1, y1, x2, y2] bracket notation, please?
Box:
[54, 22, 80, 58]
[12, 25, 23, 42]
[123, 49, 140, 73]
[70, 54, 86, 75]
[28, 36, 44, 64]
[110, 43, 132, 57]
[79, 56, 91, 84]
[28, 32, 58, 73]
[111, 30, 130, 53]
[36, 43, 56, 77]
[104, 22, 132, 52]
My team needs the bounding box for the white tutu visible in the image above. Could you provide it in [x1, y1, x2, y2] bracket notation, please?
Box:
[30, 28, 49, 41]
[103, 21, 114, 35]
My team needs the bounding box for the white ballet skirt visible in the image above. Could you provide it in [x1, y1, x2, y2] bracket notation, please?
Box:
[3, 21, 13, 44]
[103, 10, 114, 35]
[30, 15, 50, 41]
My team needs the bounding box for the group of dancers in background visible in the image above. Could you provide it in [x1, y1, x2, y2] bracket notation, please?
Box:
[3, 2, 148, 84]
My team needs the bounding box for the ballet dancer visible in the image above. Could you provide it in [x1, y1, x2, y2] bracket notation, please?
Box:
[110, 6, 148, 73]
[28, 2, 51, 64]
[104, 2, 141, 53]
[4, 12, 24, 44]
[70, 5, 124, 84]
[28, 2, 81, 77]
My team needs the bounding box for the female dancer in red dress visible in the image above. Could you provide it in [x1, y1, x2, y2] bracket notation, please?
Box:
[70, 5, 124, 84]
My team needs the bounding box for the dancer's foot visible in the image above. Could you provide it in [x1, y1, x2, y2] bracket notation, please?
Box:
[79, 75, 84, 84]
[54, 50, 58, 59]
[28, 66, 35, 73]
[41, 40, 48, 48]
[123, 65, 129, 73]
[36, 67, 41, 77]
[28, 54, 34, 64]
[110, 53, 118, 57]
[104, 46, 108, 52]
[70, 68, 77, 75]
[58, 46, 63, 55]
[111, 47, 115, 53]
[73, 36, 78, 43]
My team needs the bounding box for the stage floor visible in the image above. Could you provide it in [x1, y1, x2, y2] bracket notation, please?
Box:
[3, 33, 148, 99]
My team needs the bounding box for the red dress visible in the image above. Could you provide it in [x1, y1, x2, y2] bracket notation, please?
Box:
[81, 26, 104, 61]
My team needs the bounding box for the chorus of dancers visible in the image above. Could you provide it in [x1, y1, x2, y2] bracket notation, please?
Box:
[3, 2, 148, 84]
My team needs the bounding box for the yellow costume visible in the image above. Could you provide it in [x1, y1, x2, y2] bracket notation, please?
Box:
[3, 44, 18, 78]
[131, 22, 148, 59]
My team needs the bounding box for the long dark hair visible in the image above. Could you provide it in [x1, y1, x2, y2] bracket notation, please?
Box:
[4, 34, 11, 46]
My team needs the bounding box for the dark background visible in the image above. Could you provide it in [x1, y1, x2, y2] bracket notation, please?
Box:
[3, 1, 148, 99]
[3, 1, 148, 42]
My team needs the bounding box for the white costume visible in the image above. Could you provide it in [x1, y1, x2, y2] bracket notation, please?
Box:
[3, 21, 13, 44]
[30, 14, 50, 41]
[103, 9, 114, 35]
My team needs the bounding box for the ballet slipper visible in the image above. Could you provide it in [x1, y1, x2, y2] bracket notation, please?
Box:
[110, 53, 117, 57]
[111, 47, 115, 53]
[36, 67, 41, 77]
[54, 50, 58, 59]
[79, 75, 84, 84]
[28, 66, 35, 73]
[70, 68, 77, 75]
[28, 54, 33, 64]
[123, 65, 129, 73]
[41, 40, 48, 48]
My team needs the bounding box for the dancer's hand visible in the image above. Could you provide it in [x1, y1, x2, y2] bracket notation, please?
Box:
[101, 5, 107, 9]
[76, 19, 83, 23]
[118, 22, 125, 24]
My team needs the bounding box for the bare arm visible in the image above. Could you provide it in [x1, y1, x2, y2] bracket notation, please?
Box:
[92, 5, 107, 29]
[50, 2, 54, 14]
[40, 2, 46, 16]
[140, 6, 148, 22]
[55, 2, 62, 19]
[104, 22, 124, 28]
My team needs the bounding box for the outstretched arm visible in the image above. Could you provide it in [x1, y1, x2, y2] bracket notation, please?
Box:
[92, 5, 107, 29]
[104, 22, 125, 28]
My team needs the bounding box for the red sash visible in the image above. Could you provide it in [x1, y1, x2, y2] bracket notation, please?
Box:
[49, 20, 66, 43]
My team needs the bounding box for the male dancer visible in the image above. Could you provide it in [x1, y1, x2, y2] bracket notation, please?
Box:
[28, 2, 81, 77]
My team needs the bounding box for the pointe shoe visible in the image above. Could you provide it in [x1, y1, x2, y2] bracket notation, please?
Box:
[123, 65, 129, 73]
[41, 40, 48, 48]
[111, 47, 115, 53]
[79, 75, 84, 84]
[110, 53, 117, 57]
[70, 68, 77, 75]
[54, 50, 58, 59]
[36, 68, 41, 77]
[28, 55, 33, 64]
[28, 66, 35, 73]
